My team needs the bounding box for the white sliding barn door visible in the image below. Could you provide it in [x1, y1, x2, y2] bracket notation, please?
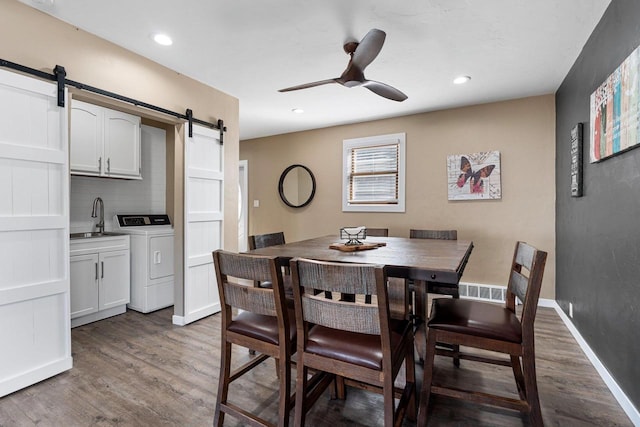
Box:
[181, 124, 222, 324]
[0, 69, 72, 396]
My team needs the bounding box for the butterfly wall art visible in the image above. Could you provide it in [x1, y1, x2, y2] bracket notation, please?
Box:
[447, 151, 501, 200]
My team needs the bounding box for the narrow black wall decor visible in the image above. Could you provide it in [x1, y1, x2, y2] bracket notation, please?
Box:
[570, 123, 583, 197]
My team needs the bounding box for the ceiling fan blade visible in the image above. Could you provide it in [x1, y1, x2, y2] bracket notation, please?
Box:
[362, 80, 408, 102]
[279, 79, 339, 92]
[351, 29, 386, 71]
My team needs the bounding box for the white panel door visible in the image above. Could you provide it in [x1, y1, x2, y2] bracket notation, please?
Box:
[0, 68, 72, 397]
[181, 125, 223, 325]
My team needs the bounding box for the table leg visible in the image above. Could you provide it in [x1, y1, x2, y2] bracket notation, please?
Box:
[413, 280, 427, 363]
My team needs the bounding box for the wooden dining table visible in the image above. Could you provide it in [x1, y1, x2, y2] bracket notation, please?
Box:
[245, 234, 474, 423]
[245, 234, 473, 285]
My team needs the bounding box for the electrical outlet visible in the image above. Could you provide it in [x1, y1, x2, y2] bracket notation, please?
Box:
[253, 200, 260, 208]
[569, 302, 574, 318]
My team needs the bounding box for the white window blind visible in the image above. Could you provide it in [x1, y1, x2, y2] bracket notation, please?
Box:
[349, 144, 399, 204]
[342, 133, 405, 212]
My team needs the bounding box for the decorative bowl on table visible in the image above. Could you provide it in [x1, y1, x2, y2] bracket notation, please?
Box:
[340, 226, 367, 246]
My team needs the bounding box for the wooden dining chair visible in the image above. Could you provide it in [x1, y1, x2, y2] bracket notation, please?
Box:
[212, 250, 296, 427]
[409, 229, 459, 297]
[289, 258, 416, 427]
[247, 231, 292, 294]
[365, 227, 389, 237]
[248, 231, 286, 250]
[363, 227, 409, 321]
[419, 241, 547, 426]
[408, 229, 460, 363]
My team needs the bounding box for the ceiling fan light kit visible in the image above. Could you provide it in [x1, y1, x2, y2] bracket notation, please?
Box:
[279, 29, 407, 102]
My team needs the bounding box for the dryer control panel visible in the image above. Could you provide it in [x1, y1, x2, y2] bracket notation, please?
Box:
[116, 214, 171, 227]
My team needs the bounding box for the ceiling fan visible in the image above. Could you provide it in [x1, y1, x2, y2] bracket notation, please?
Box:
[278, 29, 407, 102]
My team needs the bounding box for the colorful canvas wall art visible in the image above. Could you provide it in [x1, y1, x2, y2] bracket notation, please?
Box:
[447, 151, 501, 200]
[590, 44, 640, 162]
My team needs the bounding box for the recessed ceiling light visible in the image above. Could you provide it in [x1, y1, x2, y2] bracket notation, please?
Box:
[453, 75, 471, 85]
[292, 108, 304, 114]
[153, 33, 173, 46]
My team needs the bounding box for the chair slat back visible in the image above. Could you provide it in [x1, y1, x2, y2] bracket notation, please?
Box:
[213, 250, 282, 317]
[506, 242, 547, 328]
[514, 241, 536, 270]
[366, 227, 389, 237]
[295, 259, 379, 295]
[224, 282, 277, 316]
[410, 229, 457, 240]
[249, 232, 285, 250]
[303, 296, 381, 334]
[509, 270, 529, 304]
[292, 258, 387, 335]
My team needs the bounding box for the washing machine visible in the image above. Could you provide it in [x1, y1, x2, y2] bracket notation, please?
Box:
[114, 214, 175, 313]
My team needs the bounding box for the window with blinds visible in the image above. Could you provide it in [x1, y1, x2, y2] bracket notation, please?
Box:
[349, 144, 399, 204]
[342, 133, 405, 212]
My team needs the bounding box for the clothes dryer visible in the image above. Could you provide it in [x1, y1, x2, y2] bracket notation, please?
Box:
[114, 214, 174, 313]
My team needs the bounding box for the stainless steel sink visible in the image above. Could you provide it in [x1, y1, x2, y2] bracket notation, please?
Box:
[70, 231, 126, 239]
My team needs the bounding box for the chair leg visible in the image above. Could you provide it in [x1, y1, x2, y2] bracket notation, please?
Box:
[334, 375, 346, 400]
[451, 289, 461, 367]
[510, 355, 527, 400]
[405, 338, 417, 421]
[294, 362, 308, 427]
[414, 283, 426, 364]
[214, 340, 232, 427]
[277, 355, 291, 427]
[522, 349, 543, 426]
[383, 369, 395, 427]
[418, 328, 438, 426]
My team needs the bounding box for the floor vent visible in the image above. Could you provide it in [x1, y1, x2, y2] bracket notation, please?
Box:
[459, 283, 506, 303]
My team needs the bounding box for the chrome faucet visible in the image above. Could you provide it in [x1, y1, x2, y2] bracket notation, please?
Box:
[91, 197, 105, 233]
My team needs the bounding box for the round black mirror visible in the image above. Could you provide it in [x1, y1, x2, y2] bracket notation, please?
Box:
[278, 164, 316, 208]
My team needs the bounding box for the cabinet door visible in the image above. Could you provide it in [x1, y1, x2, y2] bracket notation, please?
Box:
[70, 254, 100, 319]
[99, 250, 130, 310]
[104, 109, 141, 179]
[70, 100, 103, 176]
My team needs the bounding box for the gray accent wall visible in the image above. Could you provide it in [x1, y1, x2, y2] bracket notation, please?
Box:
[556, 0, 640, 410]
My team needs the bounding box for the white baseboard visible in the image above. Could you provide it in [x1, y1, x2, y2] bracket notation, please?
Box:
[172, 303, 221, 326]
[172, 314, 186, 326]
[549, 300, 640, 426]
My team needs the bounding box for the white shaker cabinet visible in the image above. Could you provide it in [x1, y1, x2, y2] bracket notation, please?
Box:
[70, 100, 141, 179]
[70, 253, 99, 318]
[70, 234, 130, 328]
[99, 249, 131, 310]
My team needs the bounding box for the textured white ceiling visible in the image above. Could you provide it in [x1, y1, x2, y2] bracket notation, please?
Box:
[21, 0, 611, 140]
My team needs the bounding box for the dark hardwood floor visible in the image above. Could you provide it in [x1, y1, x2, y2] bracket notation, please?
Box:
[0, 305, 632, 426]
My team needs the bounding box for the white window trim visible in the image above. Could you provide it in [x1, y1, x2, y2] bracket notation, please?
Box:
[342, 132, 406, 212]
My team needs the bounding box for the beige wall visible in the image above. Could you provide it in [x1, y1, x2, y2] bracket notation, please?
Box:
[240, 95, 556, 298]
[1, 0, 240, 315]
